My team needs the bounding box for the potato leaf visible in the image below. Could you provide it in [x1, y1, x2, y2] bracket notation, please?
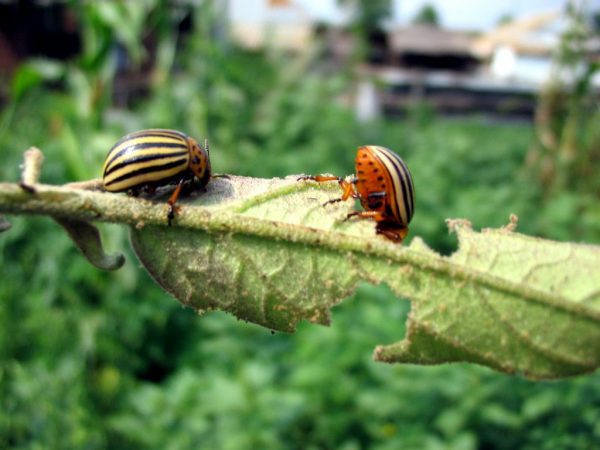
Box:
[131, 176, 600, 379]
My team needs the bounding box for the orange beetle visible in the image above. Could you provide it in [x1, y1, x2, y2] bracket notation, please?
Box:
[300, 145, 415, 242]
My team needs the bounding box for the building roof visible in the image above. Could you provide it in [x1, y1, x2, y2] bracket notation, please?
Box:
[388, 24, 475, 56]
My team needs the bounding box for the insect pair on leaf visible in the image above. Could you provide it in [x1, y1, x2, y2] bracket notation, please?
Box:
[102, 130, 414, 242]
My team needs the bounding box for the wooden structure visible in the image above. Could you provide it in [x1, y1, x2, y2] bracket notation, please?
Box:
[387, 24, 479, 72]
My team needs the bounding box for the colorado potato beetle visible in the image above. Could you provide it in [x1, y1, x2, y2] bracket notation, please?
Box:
[102, 129, 211, 224]
[300, 145, 415, 242]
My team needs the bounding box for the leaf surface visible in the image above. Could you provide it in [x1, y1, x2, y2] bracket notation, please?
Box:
[130, 176, 600, 379]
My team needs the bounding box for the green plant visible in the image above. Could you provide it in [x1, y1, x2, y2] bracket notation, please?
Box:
[2, 2, 600, 449]
[528, 3, 600, 197]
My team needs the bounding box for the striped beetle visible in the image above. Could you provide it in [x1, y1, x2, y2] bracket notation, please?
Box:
[102, 129, 211, 224]
[299, 145, 415, 242]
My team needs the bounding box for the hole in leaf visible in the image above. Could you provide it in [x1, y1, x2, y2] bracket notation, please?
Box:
[331, 281, 411, 345]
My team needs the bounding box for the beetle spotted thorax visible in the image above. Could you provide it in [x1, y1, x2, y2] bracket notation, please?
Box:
[187, 137, 211, 185]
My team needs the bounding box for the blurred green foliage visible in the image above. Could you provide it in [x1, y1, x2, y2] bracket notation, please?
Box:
[1, 2, 599, 449]
[527, 2, 600, 237]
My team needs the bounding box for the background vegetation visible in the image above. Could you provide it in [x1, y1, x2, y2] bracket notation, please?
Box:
[1, 2, 599, 449]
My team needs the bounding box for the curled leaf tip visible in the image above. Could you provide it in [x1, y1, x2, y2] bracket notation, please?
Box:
[54, 217, 125, 271]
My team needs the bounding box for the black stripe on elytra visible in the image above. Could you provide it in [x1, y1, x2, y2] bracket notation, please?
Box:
[386, 151, 413, 221]
[104, 150, 189, 177]
[393, 154, 415, 213]
[109, 130, 186, 153]
[105, 141, 188, 171]
[104, 158, 188, 186]
[377, 149, 413, 222]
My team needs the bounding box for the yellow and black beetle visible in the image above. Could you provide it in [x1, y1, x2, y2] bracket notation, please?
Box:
[102, 129, 211, 224]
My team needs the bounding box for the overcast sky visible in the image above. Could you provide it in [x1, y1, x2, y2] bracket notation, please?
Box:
[266, 0, 600, 30]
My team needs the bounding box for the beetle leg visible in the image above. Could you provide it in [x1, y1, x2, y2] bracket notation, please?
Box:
[167, 179, 185, 226]
[376, 224, 409, 243]
[298, 175, 358, 205]
[297, 174, 341, 183]
[338, 179, 356, 201]
[344, 210, 386, 222]
[128, 187, 141, 197]
[323, 179, 356, 206]
[322, 197, 343, 205]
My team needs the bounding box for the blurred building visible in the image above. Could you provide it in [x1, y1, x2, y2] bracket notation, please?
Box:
[228, 0, 313, 53]
[2, 1, 597, 119]
[225, 3, 577, 120]
[387, 24, 478, 72]
[473, 10, 561, 84]
[361, 10, 600, 119]
[0, 1, 80, 75]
